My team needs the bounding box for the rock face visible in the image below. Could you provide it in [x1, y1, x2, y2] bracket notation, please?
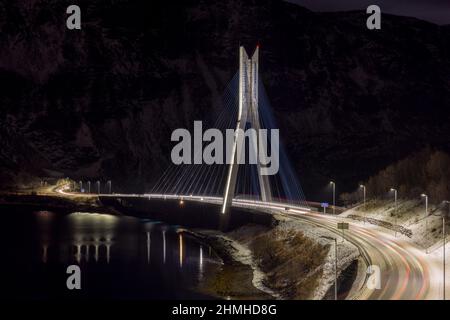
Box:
[1, 0, 449, 198]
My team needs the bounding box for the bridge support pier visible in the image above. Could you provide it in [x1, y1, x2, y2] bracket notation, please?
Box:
[221, 46, 272, 214]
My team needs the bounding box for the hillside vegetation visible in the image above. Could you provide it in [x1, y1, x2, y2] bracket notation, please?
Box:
[250, 227, 328, 299]
[341, 148, 450, 205]
[2, 1, 450, 197]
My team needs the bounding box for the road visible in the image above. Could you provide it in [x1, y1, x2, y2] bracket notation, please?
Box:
[55, 186, 445, 300]
[289, 212, 443, 300]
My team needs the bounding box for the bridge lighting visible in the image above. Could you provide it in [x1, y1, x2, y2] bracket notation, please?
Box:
[146, 232, 151, 264]
[199, 245, 203, 271]
[179, 233, 183, 268]
[179, 199, 184, 206]
[162, 229, 166, 264]
[200, 197, 204, 201]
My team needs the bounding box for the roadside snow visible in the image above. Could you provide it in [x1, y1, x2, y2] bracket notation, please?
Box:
[214, 218, 360, 300]
[342, 199, 448, 249]
[274, 215, 360, 299]
[215, 232, 283, 299]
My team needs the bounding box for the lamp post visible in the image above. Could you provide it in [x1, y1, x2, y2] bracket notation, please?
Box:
[330, 181, 336, 215]
[390, 188, 398, 237]
[96, 180, 100, 194]
[79, 181, 83, 193]
[321, 236, 338, 300]
[360, 184, 366, 224]
[443, 213, 446, 301]
[422, 194, 429, 253]
[107, 180, 112, 194]
[87, 181, 91, 193]
[429, 202, 448, 300]
[443, 200, 449, 300]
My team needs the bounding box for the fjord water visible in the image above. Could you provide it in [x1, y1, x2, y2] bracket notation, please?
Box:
[1, 207, 219, 299]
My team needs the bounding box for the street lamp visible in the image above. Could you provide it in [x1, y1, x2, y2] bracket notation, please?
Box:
[422, 194, 429, 253]
[390, 188, 398, 237]
[422, 194, 428, 218]
[330, 181, 336, 215]
[360, 184, 366, 224]
[442, 200, 449, 300]
[321, 236, 338, 300]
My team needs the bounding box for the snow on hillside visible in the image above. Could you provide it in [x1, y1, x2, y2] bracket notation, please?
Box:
[274, 215, 360, 299]
[342, 199, 449, 250]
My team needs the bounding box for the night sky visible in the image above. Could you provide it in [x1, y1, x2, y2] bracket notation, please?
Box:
[288, 0, 450, 25]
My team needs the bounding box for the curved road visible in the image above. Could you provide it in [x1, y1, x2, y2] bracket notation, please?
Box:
[289, 212, 441, 300]
[229, 196, 443, 300]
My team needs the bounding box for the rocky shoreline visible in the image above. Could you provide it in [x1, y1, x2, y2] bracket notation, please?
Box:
[189, 229, 274, 300]
[191, 217, 360, 300]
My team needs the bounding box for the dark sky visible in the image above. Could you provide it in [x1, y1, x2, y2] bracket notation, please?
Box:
[288, 0, 450, 25]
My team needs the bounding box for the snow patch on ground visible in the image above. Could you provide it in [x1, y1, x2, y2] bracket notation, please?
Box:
[342, 199, 448, 249]
[213, 218, 360, 300]
[274, 215, 360, 299]
[215, 232, 282, 299]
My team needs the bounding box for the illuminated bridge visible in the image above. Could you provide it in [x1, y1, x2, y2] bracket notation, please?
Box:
[150, 46, 310, 217]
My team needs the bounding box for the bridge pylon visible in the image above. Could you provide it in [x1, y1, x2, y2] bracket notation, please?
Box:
[221, 46, 272, 214]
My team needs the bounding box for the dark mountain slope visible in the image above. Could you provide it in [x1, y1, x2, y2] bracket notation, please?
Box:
[1, 0, 449, 200]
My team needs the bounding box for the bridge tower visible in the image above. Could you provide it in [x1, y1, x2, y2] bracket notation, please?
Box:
[221, 46, 272, 214]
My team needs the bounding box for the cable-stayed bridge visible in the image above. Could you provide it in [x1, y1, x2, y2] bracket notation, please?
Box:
[150, 46, 309, 215]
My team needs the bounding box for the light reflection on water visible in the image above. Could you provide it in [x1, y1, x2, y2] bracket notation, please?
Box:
[62, 212, 119, 264]
[3, 208, 220, 299]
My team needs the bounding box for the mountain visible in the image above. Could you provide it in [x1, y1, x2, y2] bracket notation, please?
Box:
[1, 0, 449, 200]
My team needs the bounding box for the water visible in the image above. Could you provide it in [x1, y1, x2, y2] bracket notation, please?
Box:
[0, 206, 220, 299]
